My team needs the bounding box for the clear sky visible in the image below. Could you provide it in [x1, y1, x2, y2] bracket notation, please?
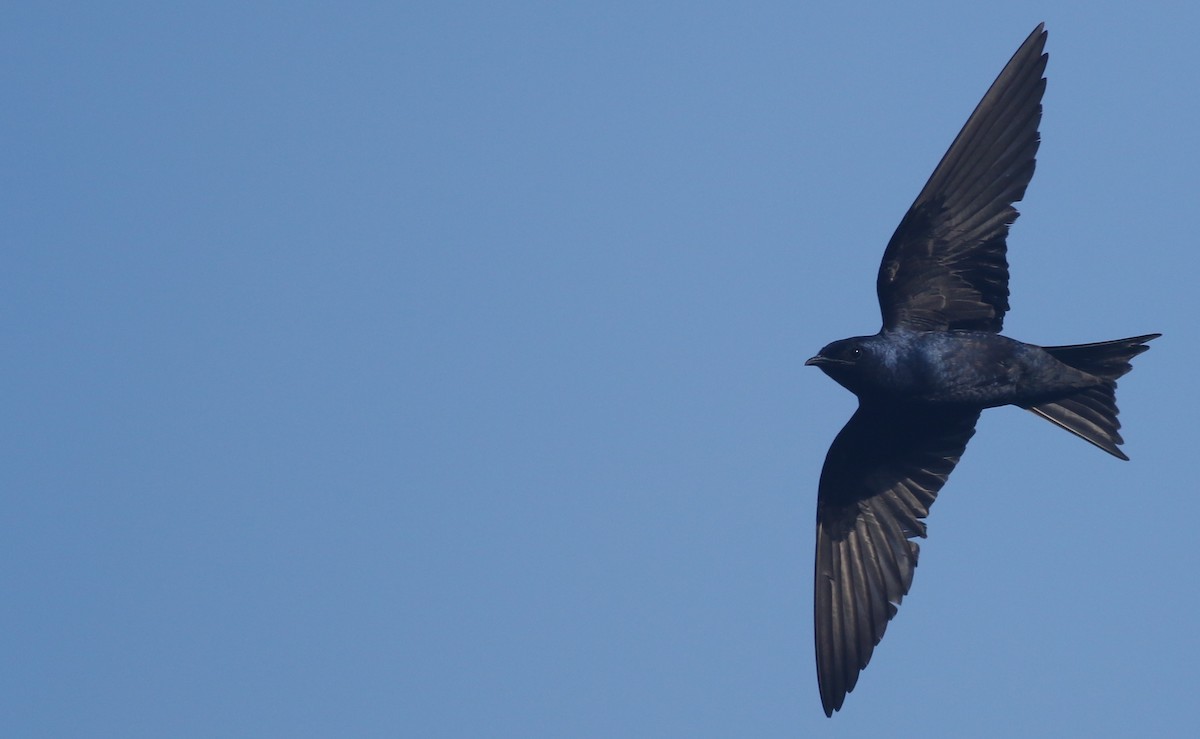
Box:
[5, 3, 1196, 737]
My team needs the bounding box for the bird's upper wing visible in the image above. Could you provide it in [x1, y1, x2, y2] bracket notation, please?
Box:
[876, 24, 1047, 333]
[814, 401, 979, 716]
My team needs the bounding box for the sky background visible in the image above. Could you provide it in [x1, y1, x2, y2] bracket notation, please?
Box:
[5, 2, 1197, 737]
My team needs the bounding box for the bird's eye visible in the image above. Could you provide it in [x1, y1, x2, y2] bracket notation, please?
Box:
[849, 347, 863, 360]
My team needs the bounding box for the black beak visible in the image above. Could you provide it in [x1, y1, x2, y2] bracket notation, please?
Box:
[806, 355, 851, 367]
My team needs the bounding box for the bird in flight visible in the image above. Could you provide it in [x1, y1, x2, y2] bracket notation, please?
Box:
[805, 23, 1159, 716]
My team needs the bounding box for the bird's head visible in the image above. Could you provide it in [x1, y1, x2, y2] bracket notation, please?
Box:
[805, 337, 877, 394]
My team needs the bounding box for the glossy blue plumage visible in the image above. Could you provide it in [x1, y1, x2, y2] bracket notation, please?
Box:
[805, 24, 1159, 717]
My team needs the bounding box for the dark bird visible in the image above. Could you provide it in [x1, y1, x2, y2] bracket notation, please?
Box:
[806, 24, 1159, 716]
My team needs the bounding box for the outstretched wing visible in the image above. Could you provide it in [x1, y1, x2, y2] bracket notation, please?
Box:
[815, 402, 979, 716]
[877, 24, 1047, 333]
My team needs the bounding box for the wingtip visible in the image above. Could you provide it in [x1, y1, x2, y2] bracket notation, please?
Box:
[820, 687, 842, 718]
[1021, 22, 1049, 63]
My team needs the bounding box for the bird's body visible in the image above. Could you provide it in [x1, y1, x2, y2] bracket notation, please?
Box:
[812, 329, 1096, 407]
[807, 23, 1159, 717]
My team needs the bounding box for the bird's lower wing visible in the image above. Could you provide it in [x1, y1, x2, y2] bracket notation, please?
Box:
[815, 403, 980, 716]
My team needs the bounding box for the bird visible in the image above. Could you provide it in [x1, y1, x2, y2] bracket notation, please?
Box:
[805, 23, 1159, 717]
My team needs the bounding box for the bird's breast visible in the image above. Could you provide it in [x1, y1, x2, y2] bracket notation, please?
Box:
[891, 332, 1032, 406]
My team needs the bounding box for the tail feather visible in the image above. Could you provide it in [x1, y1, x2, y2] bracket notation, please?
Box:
[1022, 333, 1160, 459]
[1039, 333, 1160, 379]
[1026, 386, 1127, 459]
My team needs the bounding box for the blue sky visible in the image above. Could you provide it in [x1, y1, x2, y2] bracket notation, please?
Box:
[5, 3, 1197, 737]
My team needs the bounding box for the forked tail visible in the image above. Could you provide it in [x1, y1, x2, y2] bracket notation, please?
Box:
[1021, 333, 1160, 459]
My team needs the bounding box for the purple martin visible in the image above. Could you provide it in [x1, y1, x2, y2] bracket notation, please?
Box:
[805, 24, 1159, 716]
